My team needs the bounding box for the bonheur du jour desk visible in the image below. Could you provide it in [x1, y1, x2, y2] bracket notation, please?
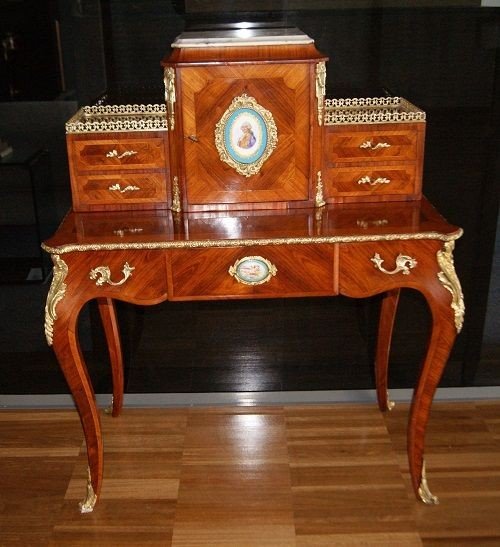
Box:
[42, 198, 464, 513]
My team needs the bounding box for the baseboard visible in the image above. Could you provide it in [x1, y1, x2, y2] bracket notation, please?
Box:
[1, 386, 499, 409]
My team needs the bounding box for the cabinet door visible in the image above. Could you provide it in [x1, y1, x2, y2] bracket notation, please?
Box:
[179, 63, 312, 209]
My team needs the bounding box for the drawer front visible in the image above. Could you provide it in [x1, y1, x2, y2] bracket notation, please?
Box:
[325, 165, 419, 199]
[74, 210, 171, 241]
[339, 240, 441, 297]
[325, 201, 421, 232]
[84, 250, 168, 303]
[325, 127, 418, 163]
[168, 244, 337, 300]
[71, 137, 166, 172]
[72, 172, 167, 209]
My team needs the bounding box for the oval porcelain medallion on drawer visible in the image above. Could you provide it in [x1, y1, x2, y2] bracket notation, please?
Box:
[168, 245, 337, 300]
[228, 256, 277, 285]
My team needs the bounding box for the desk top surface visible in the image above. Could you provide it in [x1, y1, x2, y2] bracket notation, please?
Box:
[43, 198, 461, 255]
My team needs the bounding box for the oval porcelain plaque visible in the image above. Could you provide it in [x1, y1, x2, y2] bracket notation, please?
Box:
[215, 94, 278, 178]
[228, 256, 278, 286]
[224, 108, 268, 165]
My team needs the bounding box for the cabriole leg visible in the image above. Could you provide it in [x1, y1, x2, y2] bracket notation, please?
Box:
[409, 241, 464, 504]
[407, 300, 457, 505]
[53, 308, 103, 512]
[375, 288, 400, 412]
[98, 297, 124, 417]
[45, 255, 103, 513]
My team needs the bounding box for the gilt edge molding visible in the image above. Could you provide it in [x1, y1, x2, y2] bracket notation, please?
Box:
[42, 229, 463, 255]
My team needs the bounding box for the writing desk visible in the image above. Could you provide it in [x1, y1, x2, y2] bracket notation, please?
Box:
[42, 197, 464, 513]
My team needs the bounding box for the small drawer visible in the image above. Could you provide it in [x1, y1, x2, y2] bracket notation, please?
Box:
[85, 250, 168, 303]
[74, 210, 172, 241]
[325, 201, 421, 232]
[325, 127, 418, 163]
[324, 165, 419, 199]
[339, 240, 440, 297]
[167, 244, 338, 300]
[71, 137, 166, 172]
[71, 172, 168, 210]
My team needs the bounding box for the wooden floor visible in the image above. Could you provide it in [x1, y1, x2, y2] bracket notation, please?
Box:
[1, 401, 500, 546]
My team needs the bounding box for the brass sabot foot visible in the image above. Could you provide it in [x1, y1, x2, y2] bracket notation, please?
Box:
[418, 461, 439, 505]
[104, 395, 114, 415]
[386, 390, 395, 411]
[78, 467, 97, 513]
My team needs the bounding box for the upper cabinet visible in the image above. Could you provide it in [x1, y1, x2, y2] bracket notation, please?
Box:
[161, 28, 328, 212]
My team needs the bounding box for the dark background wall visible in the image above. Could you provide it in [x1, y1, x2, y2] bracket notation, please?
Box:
[0, 0, 498, 395]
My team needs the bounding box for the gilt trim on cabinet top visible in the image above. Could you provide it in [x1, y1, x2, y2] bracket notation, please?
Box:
[324, 97, 426, 125]
[65, 104, 168, 134]
[42, 228, 463, 255]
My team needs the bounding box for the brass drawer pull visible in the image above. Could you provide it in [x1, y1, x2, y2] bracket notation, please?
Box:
[371, 253, 417, 275]
[357, 176, 391, 186]
[105, 149, 138, 160]
[359, 140, 391, 150]
[229, 256, 277, 286]
[108, 183, 140, 193]
[357, 219, 389, 229]
[90, 262, 135, 286]
[113, 228, 144, 237]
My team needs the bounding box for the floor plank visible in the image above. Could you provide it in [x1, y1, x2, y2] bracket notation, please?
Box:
[171, 407, 295, 546]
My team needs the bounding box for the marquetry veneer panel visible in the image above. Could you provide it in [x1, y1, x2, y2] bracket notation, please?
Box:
[70, 136, 166, 171]
[67, 250, 168, 304]
[67, 130, 170, 212]
[339, 239, 442, 297]
[72, 173, 168, 208]
[323, 121, 425, 203]
[167, 244, 338, 300]
[176, 64, 312, 210]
